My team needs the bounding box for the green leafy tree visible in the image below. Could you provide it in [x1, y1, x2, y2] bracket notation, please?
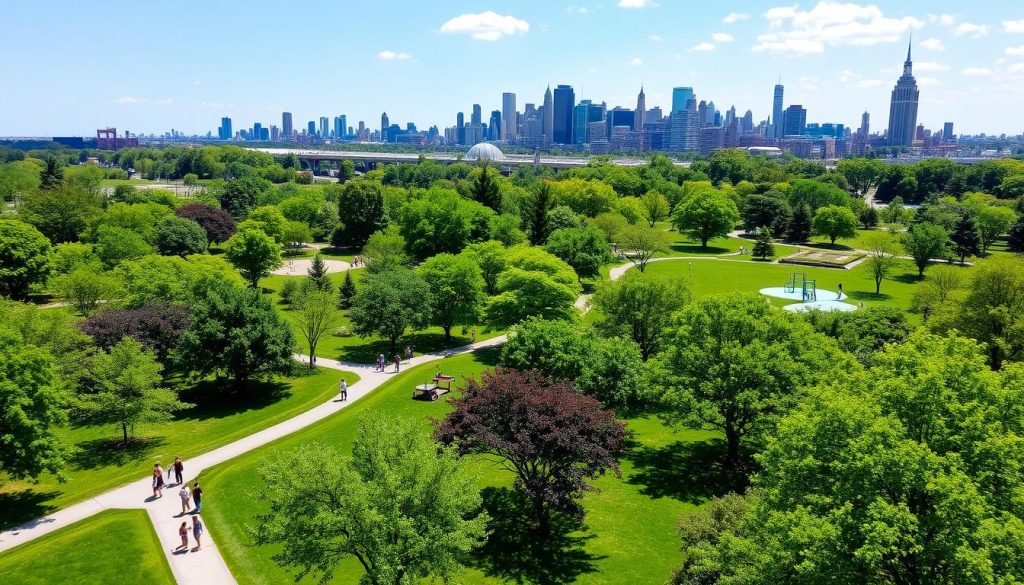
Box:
[786, 203, 812, 242]
[281, 220, 312, 255]
[254, 417, 489, 585]
[333, 180, 386, 247]
[293, 289, 342, 369]
[349, 269, 432, 353]
[487, 213, 527, 246]
[1008, 214, 1024, 253]
[79, 338, 183, 445]
[802, 305, 911, 364]
[617, 223, 672, 272]
[977, 205, 1017, 255]
[223, 224, 282, 287]
[544, 226, 610, 281]
[641, 190, 671, 227]
[417, 253, 484, 341]
[220, 176, 271, 218]
[94, 225, 154, 268]
[40, 156, 64, 190]
[787, 178, 850, 210]
[672, 188, 740, 247]
[751, 226, 775, 260]
[837, 157, 884, 195]
[592, 271, 690, 360]
[20, 185, 104, 243]
[901, 222, 950, 277]
[811, 204, 858, 244]
[950, 212, 981, 264]
[0, 160, 41, 201]
[398, 188, 493, 258]
[0, 219, 52, 300]
[741, 193, 791, 235]
[485, 245, 581, 326]
[589, 212, 629, 243]
[660, 293, 854, 471]
[246, 205, 287, 243]
[528, 182, 552, 245]
[154, 216, 208, 256]
[336, 159, 355, 183]
[305, 254, 333, 293]
[471, 164, 501, 211]
[861, 232, 901, 294]
[337, 270, 357, 309]
[114, 254, 244, 308]
[462, 240, 506, 296]
[362, 226, 409, 274]
[52, 267, 119, 316]
[859, 206, 878, 229]
[176, 281, 295, 389]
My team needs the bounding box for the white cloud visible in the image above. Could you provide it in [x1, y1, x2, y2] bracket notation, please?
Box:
[618, 0, 656, 8]
[690, 42, 716, 52]
[649, 34, 663, 42]
[1003, 19, 1024, 33]
[566, 6, 590, 15]
[799, 75, 821, 92]
[915, 61, 950, 72]
[753, 1, 922, 55]
[853, 79, 883, 88]
[439, 11, 529, 41]
[836, 69, 881, 88]
[961, 67, 993, 77]
[927, 14, 957, 27]
[712, 32, 734, 43]
[917, 76, 940, 86]
[153, 98, 174, 106]
[378, 50, 414, 61]
[919, 38, 944, 51]
[1009, 62, 1024, 73]
[1007, 45, 1024, 56]
[723, 12, 750, 24]
[953, 22, 988, 37]
[115, 96, 143, 104]
[628, 57, 644, 66]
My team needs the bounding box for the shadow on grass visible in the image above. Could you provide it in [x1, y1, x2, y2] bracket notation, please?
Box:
[0, 489, 61, 530]
[892, 272, 922, 284]
[175, 379, 293, 421]
[672, 243, 731, 255]
[808, 242, 854, 251]
[473, 487, 603, 585]
[69, 436, 168, 471]
[848, 291, 893, 302]
[625, 438, 744, 504]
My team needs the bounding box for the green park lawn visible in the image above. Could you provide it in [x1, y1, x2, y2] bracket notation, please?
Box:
[199, 349, 716, 585]
[0, 367, 357, 530]
[663, 230, 799, 261]
[0, 509, 174, 585]
[808, 227, 897, 250]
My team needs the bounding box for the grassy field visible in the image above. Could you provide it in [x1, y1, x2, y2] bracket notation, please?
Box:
[0, 509, 174, 585]
[199, 349, 715, 585]
[808, 227, 898, 251]
[0, 368, 357, 530]
[663, 230, 800, 261]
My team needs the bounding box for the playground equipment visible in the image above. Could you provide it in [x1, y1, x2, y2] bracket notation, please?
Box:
[784, 272, 817, 302]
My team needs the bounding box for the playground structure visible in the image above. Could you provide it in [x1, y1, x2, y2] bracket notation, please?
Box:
[413, 373, 455, 401]
[784, 272, 817, 302]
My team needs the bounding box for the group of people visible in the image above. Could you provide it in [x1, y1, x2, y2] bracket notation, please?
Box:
[350, 255, 364, 267]
[152, 456, 207, 554]
[375, 347, 414, 373]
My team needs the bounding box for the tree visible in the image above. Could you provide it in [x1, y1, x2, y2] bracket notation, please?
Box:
[362, 226, 409, 274]
[977, 205, 1017, 255]
[333, 180, 386, 247]
[811, 205, 858, 245]
[281, 220, 312, 255]
[349, 269, 432, 353]
[0, 219, 52, 300]
[741, 193, 791, 235]
[417, 254, 484, 341]
[529, 182, 552, 245]
[589, 212, 629, 244]
[618, 224, 672, 272]
[549, 178, 618, 217]
[641, 190, 671, 227]
[471, 164, 501, 211]
[254, 417, 488, 585]
[176, 281, 295, 390]
[881, 196, 910, 225]
[220, 176, 271, 218]
[672, 188, 740, 247]
[79, 302, 190, 366]
[786, 203, 812, 242]
[246, 205, 287, 243]
[487, 213, 526, 246]
[950, 212, 981, 264]
[336, 159, 355, 183]
[484, 246, 581, 326]
[436, 369, 626, 532]
[94, 225, 154, 268]
[114, 254, 245, 308]
[0, 330, 67, 481]
[861, 232, 901, 294]
[660, 293, 853, 471]
[154, 216, 208, 257]
[592, 271, 690, 360]
[223, 224, 282, 287]
[802, 305, 911, 364]
[305, 254, 333, 292]
[79, 338, 184, 445]
[175, 203, 237, 244]
[40, 156, 64, 190]
[19, 185, 104, 243]
[901, 222, 950, 277]
[293, 289, 341, 369]
[337, 270, 356, 309]
[52, 267, 119, 316]
[462, 240, 506, 296]
[786, 178, 849, 210]
[837, 157, 883, 195]
[1008, 214, 1024, 253]
[859, 205, 878, 229]
[544, 227, 610, 281]
[399, 188, 493, 258]
[751, 227, 775, 260]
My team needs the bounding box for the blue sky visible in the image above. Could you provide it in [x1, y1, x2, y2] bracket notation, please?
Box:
[2, 0, 1023, 136]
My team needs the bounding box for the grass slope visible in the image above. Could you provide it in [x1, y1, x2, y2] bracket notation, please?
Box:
[0, 509, 174, 585]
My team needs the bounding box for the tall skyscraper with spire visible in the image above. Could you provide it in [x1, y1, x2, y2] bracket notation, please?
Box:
[635, 85, 646, 132]
[542, 85, 554, 146]
[770, 81, 784, 140]
[887, 39, 920, 147]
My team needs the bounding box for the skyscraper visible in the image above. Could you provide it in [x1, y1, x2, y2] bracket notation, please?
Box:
[887, 40, 920, 147]
[943, 122, 955, 141]
[282, 112, 293, 139]
[334, 115, 347, 140]
[381, 112, 389, 139]
[218, 117, 232, 140]
[671, 87, 694, 114]
[740, 110, 753, 134]
[489, 110, 502, 141]
[782, 105, 807, 136]
[502, 92, 517, 140]
[542, 86, 554, 146]
[456, 112, 465, 145]
[635, 86, 646, 132]
[308, 121, 316, 136]
[319, 117, 329, 139]
[552, 84, 575, 145]
[771, 82, 784, 139]
[860, 111, 871, 135]
[471, 104, 482, 126]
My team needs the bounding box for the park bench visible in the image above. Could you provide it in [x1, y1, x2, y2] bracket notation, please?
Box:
[412, 374, 454, 401]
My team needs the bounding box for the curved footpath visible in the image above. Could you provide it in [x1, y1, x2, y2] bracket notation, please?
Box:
[0, 336, 505, 584]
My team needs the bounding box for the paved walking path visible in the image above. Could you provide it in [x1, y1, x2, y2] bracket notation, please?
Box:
[0, 336, 506, 584]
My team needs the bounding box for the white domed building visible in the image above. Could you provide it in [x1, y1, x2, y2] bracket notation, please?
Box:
[465, 142, 505, 162]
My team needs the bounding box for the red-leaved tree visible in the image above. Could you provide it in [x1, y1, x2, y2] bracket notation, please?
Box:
[435, 368, 626, 532]
[175, 203, 237, 244]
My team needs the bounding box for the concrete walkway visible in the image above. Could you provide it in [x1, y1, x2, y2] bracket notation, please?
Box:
[0, 336, 506, 584]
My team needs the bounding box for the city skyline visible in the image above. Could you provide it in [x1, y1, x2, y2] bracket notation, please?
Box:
[2, 1, 1024, 136]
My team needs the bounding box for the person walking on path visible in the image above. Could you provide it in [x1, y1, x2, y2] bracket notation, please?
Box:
[152, 463, 165, 499]
[393, 354, 401, 373]
[837, 282, 844, 299]
[178, 485, 191, 515]
[339, 379, 348, 402]
[175, 522, 189, 552]
[192, 482, 203, 513]
[471, 329, 477, 343]
[191, 516, 203, 551]
[172, 456, 184, 485]
[405, 345, 413, 364]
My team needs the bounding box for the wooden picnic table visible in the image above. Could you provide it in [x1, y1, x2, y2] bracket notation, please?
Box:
[413, 374, 454, 401]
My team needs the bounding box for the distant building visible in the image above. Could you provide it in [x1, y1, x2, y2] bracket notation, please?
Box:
[635, 86, 646, 132]
[308, 121, 316, 136]
[943, 122, 955, 141]
[282, 112, 293, 139]
[671, 87, 694, 114]
[489, 110, 502, 141]
[270, 125, 280, 142]
[471, 104, 482, 126]
[542, 86, 554, 146]
[782, 105, 807, 137]
[552, 85, 575, 145]
[218, 117, 232, 140]
[380, 112, 389, 140]
[770, 83, 784, 139]
[887, 40, 920, 147]
[334, 115, 347, 140]
[502, 92, 518, 139]
[319, 117, 329, 139]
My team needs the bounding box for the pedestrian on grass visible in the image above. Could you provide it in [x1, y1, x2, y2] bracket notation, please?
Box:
[178, 485, 191, 515]
[176, 522, 189, 551]
[152, 463, 165, 498]
[172, 456, 184, 485]
[339, 379, 348, 402]
[192, 516, 204, 551]
[192, 482, 203, 513]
